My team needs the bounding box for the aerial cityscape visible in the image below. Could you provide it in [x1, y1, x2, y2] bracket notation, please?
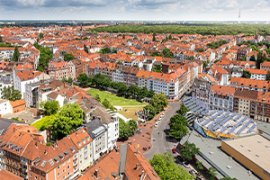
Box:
[0, 0, 270, 180]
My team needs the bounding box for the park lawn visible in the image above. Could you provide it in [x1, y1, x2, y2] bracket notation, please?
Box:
[119, 106, 145, 120]
[31, 115, 55, 130]
[88, 88, 147, 120]
[88, 88, 147, 107]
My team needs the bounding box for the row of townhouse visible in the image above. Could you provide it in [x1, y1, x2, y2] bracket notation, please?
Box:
[47, 59, 86, 81]
[0, 107, 119, 180]
[193, 79, 270, 123]
[86, 61, 201, 99]
[0, 44, 40, 70]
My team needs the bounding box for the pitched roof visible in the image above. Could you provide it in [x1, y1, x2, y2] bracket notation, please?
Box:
[16, 70, 43, 81]
[0, 169, 23, 180]
[211, 85, 235, 96]
[230, 77, 270, 89]
[246, 68, 268, 75]
[10, 99, 25, 108]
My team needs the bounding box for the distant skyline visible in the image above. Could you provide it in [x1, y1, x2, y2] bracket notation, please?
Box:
[0, 0, 270, 21]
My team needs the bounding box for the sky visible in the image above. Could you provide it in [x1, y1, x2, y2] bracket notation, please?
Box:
[0, 0, 270, 21]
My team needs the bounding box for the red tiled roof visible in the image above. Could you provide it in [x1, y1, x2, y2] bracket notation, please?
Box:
[16, 70, 42, 81]
[246, 68, 268, 75]
[211, 85, 235, 96]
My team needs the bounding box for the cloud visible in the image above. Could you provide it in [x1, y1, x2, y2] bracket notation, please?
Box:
[0, 0, 108, 8]
[127, 0, 178, 9]
[0, 0, 269, 20]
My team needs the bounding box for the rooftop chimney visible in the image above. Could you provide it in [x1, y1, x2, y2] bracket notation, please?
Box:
[94, 169, 99, 178]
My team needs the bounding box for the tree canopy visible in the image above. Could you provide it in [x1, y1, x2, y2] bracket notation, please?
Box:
[43, 100, 59, 116]
[178, 104, 188, 115]
[34, 42, 53, 72]
[1, 86, 21, 101]
[266, 71, 270, 81]
[51, 104, 83, 140]
[99, 47, 117, 54]
[242, 70, 251, 78]
[64, 53, 75, 61]
[92, 24, 270, 36]
[150, 153, 192, 180]
[207, 40, 228, 49]
[119, 119, 138, 140]
[169, 114, 189, 140]
[12, 46, 20, 62]
[180, 142, 199, 162]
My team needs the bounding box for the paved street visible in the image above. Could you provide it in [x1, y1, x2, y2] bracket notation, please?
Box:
[144, 101, 180, 159]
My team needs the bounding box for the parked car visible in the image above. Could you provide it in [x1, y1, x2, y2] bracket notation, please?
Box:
[182, 161, 190, 168]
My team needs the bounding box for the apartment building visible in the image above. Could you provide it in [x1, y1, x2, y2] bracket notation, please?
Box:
[84, 106, 119, 160]
[13, 70, 50, 98]
[260, 61, 270, 71]
[87, 60, 200, 99]
[192, 74, 217, 103]
[0, 124, 97, 180]
[47, 61, 76, 80]
[230, 77, 270, 92]
[246, 68, 268, 80]
[209, 85, 235, 112]
[234, 89, 270, 122]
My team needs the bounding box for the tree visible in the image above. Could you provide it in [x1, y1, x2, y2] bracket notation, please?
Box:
[38, 33, 44, 39]
[169, 115, 188, 140]
[64, 53, 75, 61]
[51, 104, 83, 140]
[12, 46, 20, 62]
[150, 153, 192, 180]
[266, 71, 270, 81]
[178, 104, 188, 115]
[208, 167, 217, 180]
[0, 36, 3, 42]
[35, 43, 53, 72]
[250, 55, 256, 61]
[43, 100, 59, 116]
[1, 86, 21, 101]
[256, 51, 264, 69]
[196, 161, 204, 171]
[35, 115, 56, 131]
[99, 47, 116, 54]
[77, 73, 90, 88]
[152, 32, 156, 42]
[150, 93, 168, 112]
[119, 119, 132, 140]
[242, 70, 251, 78]
[143, 105, 157, 120]
[102, 98, 114, 110]
[180, 142, 199, 162]
[152, 64, 162, 72]
[128, 120, 138, 134]
[91, 74, 111, 89]
[220, 177, 237, 180]
[51, 115, 73, 140]
[84, 44, 89, 53]
[162, 48, 174, 58]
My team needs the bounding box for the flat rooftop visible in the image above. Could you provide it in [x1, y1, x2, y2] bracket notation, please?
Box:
[222, 135, 270, 174]
[181, 131, 259, 180]
[196, 110, 257, 136]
